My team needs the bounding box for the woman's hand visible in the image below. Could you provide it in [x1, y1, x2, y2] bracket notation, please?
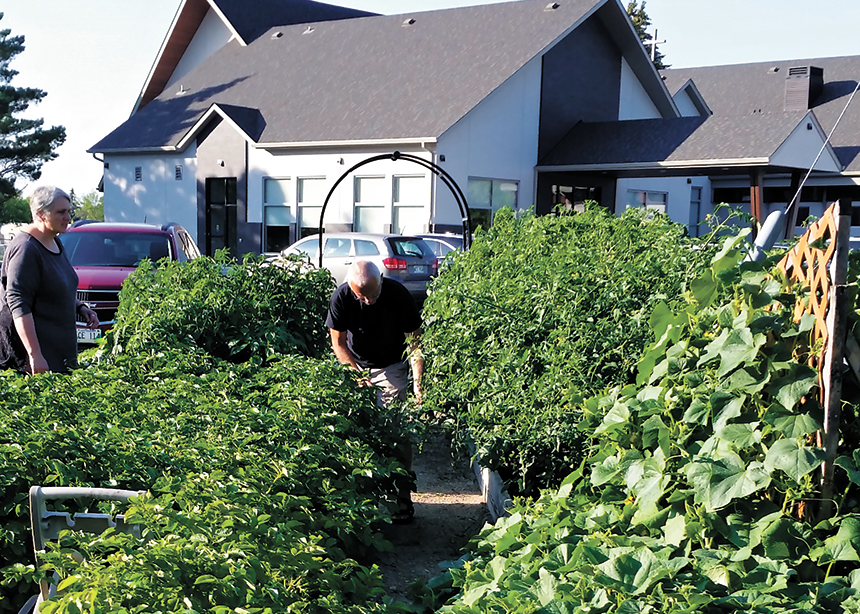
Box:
[29, 352, 49, 374]
[79, 305, 99, 329]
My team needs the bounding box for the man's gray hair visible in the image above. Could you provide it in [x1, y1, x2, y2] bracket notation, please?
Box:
[347, 260, 382, 288]
[29, 186, 71, 220]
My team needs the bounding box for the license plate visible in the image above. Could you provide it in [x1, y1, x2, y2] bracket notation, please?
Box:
[77, 328, 102, 344]
[411, 265, 427, 274]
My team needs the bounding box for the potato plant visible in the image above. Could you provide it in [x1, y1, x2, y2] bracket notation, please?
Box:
[423, 233, 860, 612]
[421, 205, 720, 497]
[0, 255, 415, 613]
[104, 251, 335, 362]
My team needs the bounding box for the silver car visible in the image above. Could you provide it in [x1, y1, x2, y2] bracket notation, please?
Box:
[415, 233, 464, 257]
[280, 233, 438, 303]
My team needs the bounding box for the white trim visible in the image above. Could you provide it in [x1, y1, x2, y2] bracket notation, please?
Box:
[176, 104, 258, 150]
[257, 138, 438, 150]
[536, 158, 772, 172]
[206, 0, 246, 46]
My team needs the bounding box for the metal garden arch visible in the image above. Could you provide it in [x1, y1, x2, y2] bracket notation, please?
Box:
[316, 151, 472, 268]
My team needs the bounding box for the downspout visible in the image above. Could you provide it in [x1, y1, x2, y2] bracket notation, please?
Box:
[422, 143, 438, 232]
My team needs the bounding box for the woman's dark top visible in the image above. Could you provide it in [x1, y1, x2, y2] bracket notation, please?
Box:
[325, 277, 422, 369]
[0, 232, 79, 372]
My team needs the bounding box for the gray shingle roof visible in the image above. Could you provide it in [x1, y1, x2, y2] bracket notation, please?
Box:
[660, 56, 860, 172]
[91, 0, 608, 153]
[539, 113, 807, 167]
[213, 0, 376, 44]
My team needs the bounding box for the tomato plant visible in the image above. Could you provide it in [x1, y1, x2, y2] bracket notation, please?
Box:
[422, 205, 722, 497]
[421, 232, 860, 613]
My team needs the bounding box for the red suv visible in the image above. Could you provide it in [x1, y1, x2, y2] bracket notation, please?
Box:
[61, 222, 201, 345]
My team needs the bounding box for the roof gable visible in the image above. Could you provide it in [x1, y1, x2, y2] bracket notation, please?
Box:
[134, 0, 376, 112]
[661, 56, 860, 172]
[771, 111, 841, 173]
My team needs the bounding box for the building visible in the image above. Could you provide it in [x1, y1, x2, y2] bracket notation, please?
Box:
[90, 0, 681, 255]
[91, 0, 860, 255]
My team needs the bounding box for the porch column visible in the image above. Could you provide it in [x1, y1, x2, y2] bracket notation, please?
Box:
[749, 168, 765, 229]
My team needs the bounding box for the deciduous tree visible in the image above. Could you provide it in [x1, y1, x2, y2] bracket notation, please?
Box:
[73, 190, 104, 221]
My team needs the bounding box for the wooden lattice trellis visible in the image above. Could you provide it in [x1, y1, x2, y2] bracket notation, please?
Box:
[775, 199, 852, 520]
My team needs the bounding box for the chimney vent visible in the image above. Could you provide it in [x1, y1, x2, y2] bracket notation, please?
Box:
[784, 66, 824, 112]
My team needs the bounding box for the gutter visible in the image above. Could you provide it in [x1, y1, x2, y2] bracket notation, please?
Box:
[535, 157, 772, 173]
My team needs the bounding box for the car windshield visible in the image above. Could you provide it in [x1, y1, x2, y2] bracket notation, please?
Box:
[62, 232, 172, 267]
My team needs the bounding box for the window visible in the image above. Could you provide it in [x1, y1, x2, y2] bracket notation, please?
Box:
[264, 178, 291, 253]
[392, 175, 425, 234]
[467, 178, 519, 232]
[205, 177, 238, 255]
[712, 187, 749, 204]
[297, 177, 326, 238]
[689, 187, 702, 237]
[354, 176, 387, 233]
[355, 239, 380, 256]
[627, 190, 667, 214]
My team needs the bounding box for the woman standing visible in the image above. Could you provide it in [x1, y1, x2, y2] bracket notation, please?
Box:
[0, 186, 99, 373]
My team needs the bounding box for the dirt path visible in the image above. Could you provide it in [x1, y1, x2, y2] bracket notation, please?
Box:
[374, 431, 491, 602]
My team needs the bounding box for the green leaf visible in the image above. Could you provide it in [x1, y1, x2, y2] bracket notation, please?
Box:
[766, 364, 818, 410]
[764, 438, 825, 482]
[835, 450, 860, 486]
[716, 328, 765, 377]
[691, 270, 718, 309]
[534, 567, 559, 606]
[686, 456, 771, 511]
[814, 517, 860, 564]
[761, 517, 806, 561]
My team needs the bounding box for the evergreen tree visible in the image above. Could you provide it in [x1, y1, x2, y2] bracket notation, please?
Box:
[626, 1, 669, 70]
[0, 12, 66, 203]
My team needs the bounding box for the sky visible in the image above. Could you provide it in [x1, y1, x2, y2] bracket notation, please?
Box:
[2, 0, 859, 199]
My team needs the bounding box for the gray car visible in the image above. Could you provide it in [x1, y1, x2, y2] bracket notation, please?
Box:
[279, 233, 438, 303]
[415, 233, 464, 257]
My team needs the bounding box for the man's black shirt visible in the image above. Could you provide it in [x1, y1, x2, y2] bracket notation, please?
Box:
[325, 277, 422, 369]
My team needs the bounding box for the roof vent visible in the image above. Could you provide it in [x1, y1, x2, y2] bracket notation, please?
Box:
[784, 65, 824, 112]
[767, 66, 780, 74]
[303, 26, 314, 35]
[545, 2, 560, 10]
[271, 31, 283, 39]
[402, 18, 416, 26]
[176, 84, 187, 96]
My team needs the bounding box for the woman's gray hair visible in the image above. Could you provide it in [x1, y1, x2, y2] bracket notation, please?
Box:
[29, 186, 71, 220]
[347, 260, 382, 288]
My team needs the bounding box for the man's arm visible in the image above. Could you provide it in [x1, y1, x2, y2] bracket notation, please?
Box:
[330, 328, 359, 369]
[330, 328, 372, 386]
[406, 330, 423, 401]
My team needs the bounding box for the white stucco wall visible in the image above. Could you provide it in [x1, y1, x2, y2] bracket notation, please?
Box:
[618, 58, 661, 121]
[247, 147, 434, 236]
[436, 55, 543, 221]
[166, 10, 235, 91]
[102, 148, 199, 235]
